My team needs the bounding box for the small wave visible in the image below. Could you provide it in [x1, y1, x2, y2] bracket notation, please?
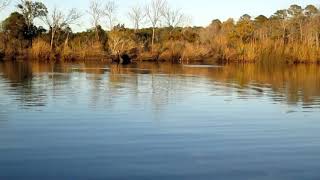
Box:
[183, 65, 223, 68]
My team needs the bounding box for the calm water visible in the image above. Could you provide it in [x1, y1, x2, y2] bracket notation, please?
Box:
[0, 61, 320, 180]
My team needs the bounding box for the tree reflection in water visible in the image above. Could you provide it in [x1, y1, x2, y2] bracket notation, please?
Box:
[0, 61, 320, 111]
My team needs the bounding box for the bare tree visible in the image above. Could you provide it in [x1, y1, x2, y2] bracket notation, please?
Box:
[45, 7, 82, 51]
[0, 0, 11, 12]
[87, 0, 103, 40]
[162, 6, 185, 27]
[102, 0, 117, 30]
[128, 5, 145, 31]
[145, 0, 167, 53]
[161, 4, 187, 63]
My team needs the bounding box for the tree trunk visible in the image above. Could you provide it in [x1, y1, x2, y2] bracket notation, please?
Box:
[50, 29, 56, 52]
[95, 26, 99, 41]
[27, 25, 33, 47]
[64, 32, 70, 48]
[282, 22, 287, 45]
[135, 22, 139, 32]
[151, 27, 155, 54]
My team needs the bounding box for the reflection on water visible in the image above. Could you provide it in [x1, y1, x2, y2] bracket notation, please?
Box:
[0, 61, 320, 180]
[1, 61, 320, 110]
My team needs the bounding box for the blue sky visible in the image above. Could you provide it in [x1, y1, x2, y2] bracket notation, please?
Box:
[1, 0, 320, 31]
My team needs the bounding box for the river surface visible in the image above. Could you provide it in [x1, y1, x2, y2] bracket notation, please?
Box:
[0, 61, 320, 180]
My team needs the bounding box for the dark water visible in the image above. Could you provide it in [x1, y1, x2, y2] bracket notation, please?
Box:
[0, 61, 320, 180]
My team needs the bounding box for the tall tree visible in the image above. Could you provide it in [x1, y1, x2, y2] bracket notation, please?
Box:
[288, 4, 305, 41]
[16, 0, 47, 43]
[236, 14, 254, 43]
[304, 5, 320, 48]
[162, 5, 185, 28]
[3, 12, 27, 39]
[87, 0, 103, 40]
[254, 15, 269, 41]
[128, 5, 145, 31]
[145, 0, 167, 53]
[17, 0, 48, 30]
[2, 12, 29, 54]
[304, 5, 319, 17]
[102, 0, 117, 30]
[272, 9, 289, 43]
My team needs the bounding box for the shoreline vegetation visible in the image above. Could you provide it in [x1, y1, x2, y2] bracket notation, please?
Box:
[1, 1, 320, 64]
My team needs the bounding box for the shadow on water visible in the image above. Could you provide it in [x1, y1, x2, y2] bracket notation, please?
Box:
[0, 61, 320, 110]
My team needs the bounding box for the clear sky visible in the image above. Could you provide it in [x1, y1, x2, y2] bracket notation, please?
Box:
[1, 0, 320, 31]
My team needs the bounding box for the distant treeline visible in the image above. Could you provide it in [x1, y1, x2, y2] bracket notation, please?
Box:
[1, 0, 320, 63]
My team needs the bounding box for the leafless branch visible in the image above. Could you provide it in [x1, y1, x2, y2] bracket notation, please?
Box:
[145, 0, 167, 53]
[45, 7, 82, 50]
[145, 0, 166, 28]
[102, 0, 117, 30]
[162, 6, 186, 27]
[128, 4, 145, 30]
[87, 0, 103, 28]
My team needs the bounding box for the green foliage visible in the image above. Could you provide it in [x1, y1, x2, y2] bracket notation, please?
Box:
[288, 4, 303, 17]
[17, 0, 47, 42]
[17, 0, 48, 27]
[254, 15, 268, 25]
[3, 12, 28, 39]
[134, 29, 152, 43]
[305, 5, 319, 17]
[235, 14, 254, 43]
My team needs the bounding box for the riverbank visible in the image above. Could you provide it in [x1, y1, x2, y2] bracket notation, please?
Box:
[2, 38, 320, 65]
[2, 2, 320, 65]
[1, 51, 320, 65]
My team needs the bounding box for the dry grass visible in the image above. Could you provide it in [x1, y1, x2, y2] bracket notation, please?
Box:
[30, 39, 51, 61]
[64, 41, 106, 60]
